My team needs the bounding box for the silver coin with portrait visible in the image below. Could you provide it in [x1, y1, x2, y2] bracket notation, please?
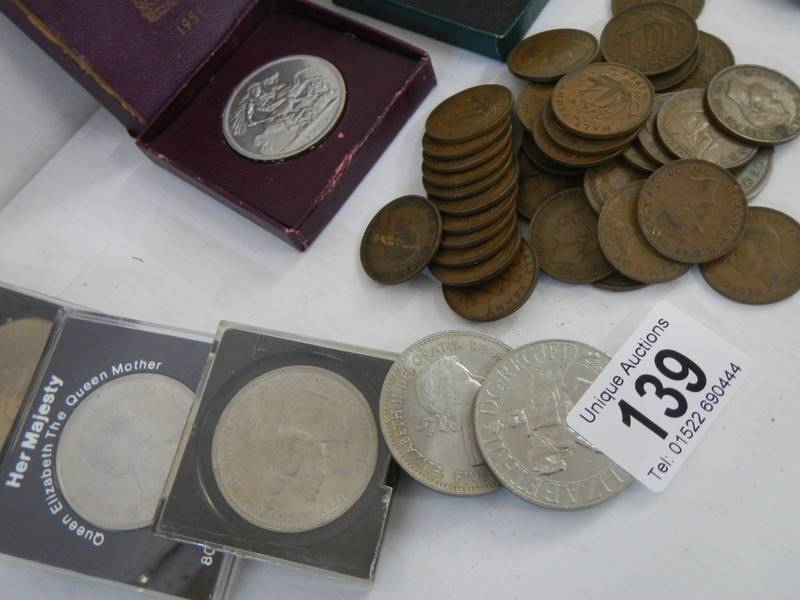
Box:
[475, 340, 632, 510]
[222, 55, 346, 161]
[56, 374, 196, 531]
[380, 331, 510, 496]
[211, 366, 378, 533]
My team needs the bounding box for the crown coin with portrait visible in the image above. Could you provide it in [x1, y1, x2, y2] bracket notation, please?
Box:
[222, 55, 346, 161]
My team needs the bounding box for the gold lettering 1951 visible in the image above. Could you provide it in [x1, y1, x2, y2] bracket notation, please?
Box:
[176, 5, 206, 37]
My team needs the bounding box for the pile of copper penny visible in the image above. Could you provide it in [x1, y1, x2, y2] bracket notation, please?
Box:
[506, 0, 800, 303]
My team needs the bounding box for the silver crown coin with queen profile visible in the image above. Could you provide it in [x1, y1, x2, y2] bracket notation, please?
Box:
[222, 55, 347, 162]
[380, 331, 510, 496]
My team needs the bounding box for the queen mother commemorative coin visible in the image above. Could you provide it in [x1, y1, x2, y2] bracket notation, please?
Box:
[223, 55, 347, 161]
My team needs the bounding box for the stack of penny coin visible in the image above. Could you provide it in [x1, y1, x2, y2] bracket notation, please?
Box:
[422, 85, 539, 322]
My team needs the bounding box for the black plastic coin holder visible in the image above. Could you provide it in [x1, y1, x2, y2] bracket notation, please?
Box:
[156, 323, 399, 581]
[0, 282, 70, 461]
[0, 309, 235, 600]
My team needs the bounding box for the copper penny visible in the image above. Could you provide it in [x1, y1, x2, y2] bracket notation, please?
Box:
[622, 141, 660, 172]
[638, 159, 748, 264]
[542, 102, 639, 156]
[593, 271, 649, 291]
[434, 214, 518, 267]
[424, 152, 515, 200]
[532, 115, 623, 168]
[515, 83, 554, 132]
[707, 65, 800, 145]
[430, 231, 522, 287]
[442, 190, 517, 234]
[638, 93, 678, 166]
[734, 146, 774, 202]
[529, 188, 614, 283]
[423, 130, 511, 174]
[443, 240, 539, 322]
[360, 195, 442, 284]
[657, 88, 758, 169]
[601, 4, 699, 76]
[423, 140, 512, 189]
[552, 63, 655, 139]
[583, 158, 647, 214]
[426, 85, 513, 143]
[670, 32, 734, 92]
[518, 151, 582, 219]
[440, 207, 517, 251]
[650, 45, 701, 92]
[507, 29, 600, 83]
[701, 207, 800, 304]
[0, 317, 53, 448]
[598, 181, 691, 283]
[423, 120, 511, 160]
[611, 0, 705, 19]
[521, 133, 585, 177]
[431, 163, 519, 216]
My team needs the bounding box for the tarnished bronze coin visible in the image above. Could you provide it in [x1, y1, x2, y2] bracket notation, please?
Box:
[430, 231, 522, 287]
[423, 131, 510, 174]
[657, 88, 758, 169]
[442, 190, 517, 234]
[360, 195, 442, 284]
[622, 141, 660, 172]
[423, 141, 512, 189]
[0, 317, 53, 448]
[707, 65, 800, 145]
[583, 159, 647, 214]
[533, 115, 622, 168]
[440, 207, 517, 251]
[601, 4, 699, 76]
[611, 0, 704, 19]
[515, 84, 554, 132]
[598, 182, 692, 283]
[443, 240, 539, 322]
[426, 85, 513, 143]
[529, 188, 614, 283]
[701, 207, 800, 304]
[423, 120, 511, 160]
[431, 161, 519, 216]
[542, 102, 639, 156]
[671, 32, 735, 92]
[734, 146, 774, 202]
[519, 151, 582, 219]
[434, 214, 518, 267]
[508, 29, 600, 83]
[425, 152, 515, 200]
[638, 93, 678, 166]
[649, 45, 701, 92]
[638, 159, 748, 264]
[552, 63, 655, 139]
[522, 133, 585, 177]
[593, 271, 649, 291]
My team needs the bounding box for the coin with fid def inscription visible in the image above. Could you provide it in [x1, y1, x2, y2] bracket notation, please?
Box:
[443, 241, 539, 322]
[360, 196, 442, 285]
[507, 29, 599, 83]
[212, 366, 378, 532]
[638, 159, 748, 264]
[701, 207, 800, 304]
[552, 63, 654, 140]
[475, 339, 632, 510]
[380, 332, 510, 496]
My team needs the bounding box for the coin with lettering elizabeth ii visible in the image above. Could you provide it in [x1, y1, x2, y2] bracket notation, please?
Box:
[475, 340, 632, 510]
[380, 332, 510, 496]
[223, 55, 347, 161]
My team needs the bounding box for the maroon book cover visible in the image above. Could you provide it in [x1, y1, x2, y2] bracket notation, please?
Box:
[2, 0, 435, 249]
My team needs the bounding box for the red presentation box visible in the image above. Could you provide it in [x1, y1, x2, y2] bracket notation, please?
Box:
[3, 0, 435, 249]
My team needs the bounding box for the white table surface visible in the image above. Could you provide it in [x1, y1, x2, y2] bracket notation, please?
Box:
[1, 1, 799, 599]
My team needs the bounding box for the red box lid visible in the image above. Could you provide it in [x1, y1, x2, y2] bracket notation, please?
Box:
[6, 0, 256, 133]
